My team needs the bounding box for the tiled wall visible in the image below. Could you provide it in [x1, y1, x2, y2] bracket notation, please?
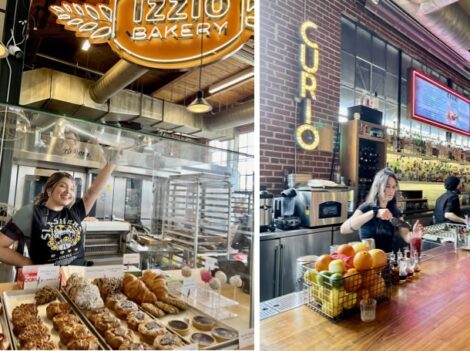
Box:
[260, 0, 469, 195]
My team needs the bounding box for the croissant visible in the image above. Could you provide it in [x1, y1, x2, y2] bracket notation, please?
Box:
[122, 273, 156, 304]
[141, 271, 169, 300]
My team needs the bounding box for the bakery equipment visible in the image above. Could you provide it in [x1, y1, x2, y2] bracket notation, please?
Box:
[274, 216, 301, 230]
[162, 174, 231, 267]
[82, 221, 130, 265]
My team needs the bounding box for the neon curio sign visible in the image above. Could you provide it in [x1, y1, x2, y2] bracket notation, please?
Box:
[295, 21, 320, 151]
[50, 0, 254, 69]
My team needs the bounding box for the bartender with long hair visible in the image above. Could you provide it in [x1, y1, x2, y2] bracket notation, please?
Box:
[340, 167, 423, 252]
[0, 144, 118, 266]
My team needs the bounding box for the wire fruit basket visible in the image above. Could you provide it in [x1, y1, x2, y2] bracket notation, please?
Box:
[302, 262, 392, 321]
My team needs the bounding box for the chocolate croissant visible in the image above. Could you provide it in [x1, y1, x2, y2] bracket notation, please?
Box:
[122, 273, 157, 304]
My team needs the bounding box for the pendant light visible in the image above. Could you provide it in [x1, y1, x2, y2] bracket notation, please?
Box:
[0, 43, 8, 59]
[187, 2, 212, 114]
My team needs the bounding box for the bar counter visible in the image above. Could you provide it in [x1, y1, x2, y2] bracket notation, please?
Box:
[261, 245, 470, 351]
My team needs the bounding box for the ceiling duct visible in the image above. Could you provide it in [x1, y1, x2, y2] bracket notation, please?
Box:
[365, 0, 470, 79]
[19, 68, 241, 140]
[88, 59, 149, 104]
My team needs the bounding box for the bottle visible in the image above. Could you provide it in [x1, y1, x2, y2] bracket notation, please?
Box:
[405, 251, 414, 281]
[391, 259, 400, 286]
[398, 257, 408, 284]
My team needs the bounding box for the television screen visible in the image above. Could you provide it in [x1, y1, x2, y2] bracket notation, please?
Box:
[410, 69, 470, 137]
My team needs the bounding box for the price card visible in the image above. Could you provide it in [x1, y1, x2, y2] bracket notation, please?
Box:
[204, 256, 217, 270]
[38, 265, 61, 288]
[123, 253, 140, 266]
[180, 343, 198, 350]
[238, 328, 254, 349]
[181, 277, 196, 297]
[85, 265, 123, 280]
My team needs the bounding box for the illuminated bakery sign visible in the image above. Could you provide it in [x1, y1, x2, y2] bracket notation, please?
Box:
[50, 0, 254, 69]
[295, 21, 320, 151]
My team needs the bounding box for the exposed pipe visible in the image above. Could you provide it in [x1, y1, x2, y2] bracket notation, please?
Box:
[203, 101, 253, 131]
[89, 59, 148, 104]
[390, 0, 470, 64]
[36, 53, 104, 77]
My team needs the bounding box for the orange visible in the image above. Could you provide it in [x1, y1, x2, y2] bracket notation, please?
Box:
[353, 251, 373, 271]
[361, 270, 379, 288]
[343, 268, 362, 292]
[369, 249, 388, 272]
[352, 242, 368, 254]
[337, 244, 355, 257]
[315, 254, 332, 272]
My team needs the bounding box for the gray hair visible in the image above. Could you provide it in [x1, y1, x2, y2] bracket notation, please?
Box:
[365, 167, 399, 205]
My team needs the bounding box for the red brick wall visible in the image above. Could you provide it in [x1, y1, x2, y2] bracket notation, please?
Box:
[260, 0, 469, 195]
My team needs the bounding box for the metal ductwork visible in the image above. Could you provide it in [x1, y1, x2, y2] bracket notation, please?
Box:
[89, 59, 149, 104]
[203, 101, 254, 132]
[19, 68, 249, 140]
[365, 0, 470, 79]
[390, 0, 470, 64]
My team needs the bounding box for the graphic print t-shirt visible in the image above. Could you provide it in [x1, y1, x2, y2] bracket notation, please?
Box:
[3, 199, 86, 265]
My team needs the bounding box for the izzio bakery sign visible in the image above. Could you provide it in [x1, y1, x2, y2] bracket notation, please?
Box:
[50, 0, 254, 69]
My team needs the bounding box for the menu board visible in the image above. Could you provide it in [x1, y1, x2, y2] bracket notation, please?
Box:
[410, 69, 470, 136]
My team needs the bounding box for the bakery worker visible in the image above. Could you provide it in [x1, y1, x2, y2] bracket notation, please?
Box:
[434, 175, 465, 224]
[340, 167, 423, 252]
[0, 143, 119, 267]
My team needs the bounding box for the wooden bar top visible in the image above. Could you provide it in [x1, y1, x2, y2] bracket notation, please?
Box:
[261, 246, 470, 351]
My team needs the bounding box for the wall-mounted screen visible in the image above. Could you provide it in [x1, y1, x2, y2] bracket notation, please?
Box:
[410, 69, 470, 137]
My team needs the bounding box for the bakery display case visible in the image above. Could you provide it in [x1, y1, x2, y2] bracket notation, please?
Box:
[0, 103, 254, 334]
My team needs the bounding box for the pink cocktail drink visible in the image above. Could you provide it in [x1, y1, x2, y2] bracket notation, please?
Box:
[410, 236, 422, 258]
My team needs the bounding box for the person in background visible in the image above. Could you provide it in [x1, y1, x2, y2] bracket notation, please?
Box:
[434, 175, 465, 224]
[0, 142, 119, 267]
[340, 167, 423, 252]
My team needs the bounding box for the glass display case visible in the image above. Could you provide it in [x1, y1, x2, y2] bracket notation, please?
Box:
[0, 103, 254, 330]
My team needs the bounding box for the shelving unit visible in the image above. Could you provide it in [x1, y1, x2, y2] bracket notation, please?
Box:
[340, 119, 387, 208]
[162, 173, 232, 267]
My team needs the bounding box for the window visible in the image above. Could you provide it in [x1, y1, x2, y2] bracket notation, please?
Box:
[237, 131, 254, 192]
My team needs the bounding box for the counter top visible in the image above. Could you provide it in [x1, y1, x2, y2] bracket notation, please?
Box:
[260, 226, 339, 240]
[260, 245, 470, 350]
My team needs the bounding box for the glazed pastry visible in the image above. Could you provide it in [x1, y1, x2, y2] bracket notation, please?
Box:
[69, 284, 104, 310]
[153, 332, 185, 350]
[160, 296, 188, 310]
[192, 315, 215, 331]
[167, 320, 189, 336]
[46, 302, 71, 320]
[35, 286, 58, 305]
[141, 270, 169, 300]
[154, 301, 179, 314]
[126, 310, 150, 331]
[52, 313, 79, 331]
[104, 327, 134, 350]
[119, 340, 152, 350]
[122, 273, 157, 304]
[66, 336, 100, 350]
[114, 299, 139, 319]
[211, 327, 238, 342]
[85, 307, 108, 323]
[190, 333, 215, 348]
[105, 293, 128, 310]
[59, 323, 89, 345]
[137, 320, 166, 344]
[141, 303, 165, 318]
[22, 339, 58, 350]
[64, 273, 87, 293]
[93, 312, 121, 334]
[18, 323, 50, 346]
[93, 277, 122, 299]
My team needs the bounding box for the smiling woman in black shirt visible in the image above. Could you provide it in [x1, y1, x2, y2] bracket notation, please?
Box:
[0, 156, 117, 267]
[340, 168, 423, 252]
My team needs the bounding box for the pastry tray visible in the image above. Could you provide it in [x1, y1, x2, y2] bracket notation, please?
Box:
[150, 295, 239, 350]
[61, 288, 189, 350]
[2, 289, 109, 350]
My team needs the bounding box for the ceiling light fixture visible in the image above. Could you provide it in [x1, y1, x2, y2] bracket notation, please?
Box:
[82, 40, 91, 51]
[208, 68, 254, 94]
[187, 3, 212, 114]
[0, 42, 8, 59]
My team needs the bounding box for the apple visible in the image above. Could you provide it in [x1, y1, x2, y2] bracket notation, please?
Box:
[328, 259, 345, 274]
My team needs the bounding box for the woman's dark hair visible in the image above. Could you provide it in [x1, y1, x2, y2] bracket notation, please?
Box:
[35, 172, 75, 205]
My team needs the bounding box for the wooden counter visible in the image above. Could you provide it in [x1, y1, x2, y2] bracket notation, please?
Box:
[261, 245, 470, 351]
